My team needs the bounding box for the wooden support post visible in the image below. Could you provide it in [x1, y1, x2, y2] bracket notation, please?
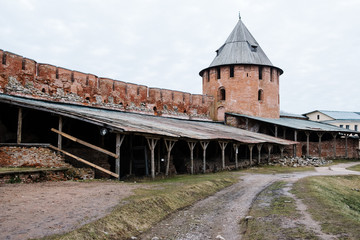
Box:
[257, 144, 262, 165]
[305, 131, 310, 157]
[58, 116, 63, 150]
[200, 141, 209, 174]
[332, 133, 337, 159]
[218, 141, 228, 170]
[248, 144, 254, 166]
[17, 108, 22, 144]
[293, 130, 298, 158]
[274, 125, 278, 138]
[115, 133, 125, 180]
[146, 137, 159, 179]
[164, 139, 177, 176]
[283, 128, 286, 139]
[267, 144, 273, 163]
[317, 132, 323, 157]
[157, 141, 161, 174]
[279, 145, 285, 159]
[187, 141, 197, 174]
[233, 143, 239, 169]
[345, 134, 348, 158]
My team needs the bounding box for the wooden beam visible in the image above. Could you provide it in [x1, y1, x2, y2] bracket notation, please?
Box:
[305, 131, 310, 157]
[345, 134, 348, 158]
[233, 143, 239, 169]
[257, 144, 262, 165]
[332, 133, 337, 159]
[293, 130, 298, 158]
[146, 137, 158, 179]
[218, 141, 228, 170]
[200, 141, 209, 174]
[248, 144, 254, 166]
[115, 134, 125, 180]
[51, 128, 118, 158]
[187, 141, 197, 174]
[164, 139, 177, 176]
[58, 116, 63, 150]
[49, 145, 118, 178]
[267, 144, 273, 163]
[317, 132, 324, 157]
[17, 108, 22, 144]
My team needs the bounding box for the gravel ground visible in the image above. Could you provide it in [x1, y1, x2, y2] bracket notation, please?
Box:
[139, 162, 360, 240]
[0, 181, 139, 240]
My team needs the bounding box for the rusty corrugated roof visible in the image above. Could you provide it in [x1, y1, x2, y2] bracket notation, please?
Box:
[0, 94, 296, 145]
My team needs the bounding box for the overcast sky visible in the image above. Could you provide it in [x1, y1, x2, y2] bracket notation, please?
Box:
[1, 0, 359, 114]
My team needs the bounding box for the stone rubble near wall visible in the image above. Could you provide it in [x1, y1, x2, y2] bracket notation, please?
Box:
[0, 146, 70, 168]
[271, 156, 332, 167]
[0, 146, 95, 182]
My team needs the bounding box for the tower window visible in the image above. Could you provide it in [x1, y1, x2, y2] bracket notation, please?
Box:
[207, 70, 210, 82]
[259, 66, 263, 80]
[56, 68, 59, 79]
[2, 53, 6, 65]
[355, 125, 358, 131]
[218, 87, 226, 101]
[270, 68, 273, 82]
[86, 76, 89, 85]
[22, 59, 26, 70]
[258, 89, 264, 101]
[217, 67, 221, 79]
[230, 65, 234, 78]
[346, 125, 350, 129]
[71, 72, 74, 82]
[317, 115, 320, 120]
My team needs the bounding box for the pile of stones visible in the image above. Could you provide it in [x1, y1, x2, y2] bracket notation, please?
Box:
[271, 156, 332, 167]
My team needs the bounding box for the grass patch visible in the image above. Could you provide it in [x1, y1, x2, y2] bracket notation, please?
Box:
[40, 172, 238, 240]
[326, 159, 360, 166]
[241, 181, 318, 240]
[293, 175, 360, 239]
[240, 165, 314, 174]
[347, 164, 360, 172]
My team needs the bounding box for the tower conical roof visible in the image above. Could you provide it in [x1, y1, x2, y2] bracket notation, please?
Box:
[200, 16, 283, 75]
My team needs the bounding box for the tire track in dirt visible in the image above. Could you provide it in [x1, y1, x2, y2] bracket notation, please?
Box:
[138, 162, 360, 240]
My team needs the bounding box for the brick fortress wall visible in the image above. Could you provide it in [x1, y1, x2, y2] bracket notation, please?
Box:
[0, 50, 214, 120]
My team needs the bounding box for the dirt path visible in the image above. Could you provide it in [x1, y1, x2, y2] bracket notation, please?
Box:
[139, 162, 360, 240]
[0, 163, 358, 240]
[0, 181, 140, 240]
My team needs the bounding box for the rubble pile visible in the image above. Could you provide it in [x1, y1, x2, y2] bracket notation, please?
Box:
[271, 156, 332, 167]
[0, 146, 70, 168]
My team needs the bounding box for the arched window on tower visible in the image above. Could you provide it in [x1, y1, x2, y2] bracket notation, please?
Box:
[258, 89, 264, 101]
[218, 87, 226, 101]
[259, 66, 263, 80]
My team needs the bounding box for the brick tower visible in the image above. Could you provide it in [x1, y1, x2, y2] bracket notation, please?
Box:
[200, 14, 283, 121]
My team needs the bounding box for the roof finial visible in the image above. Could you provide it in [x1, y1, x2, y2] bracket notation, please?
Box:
[239, 11, 241, 20]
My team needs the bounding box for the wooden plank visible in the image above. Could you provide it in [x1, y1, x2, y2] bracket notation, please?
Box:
[58, 116, 63, 150]
[17, 108, 22, 144]
[49, 145, 118, 178]
[51, 128, 118, 158]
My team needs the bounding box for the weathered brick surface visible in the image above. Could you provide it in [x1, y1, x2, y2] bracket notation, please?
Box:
[202, 65, 280, 120]
[0, 50, 213, 120]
